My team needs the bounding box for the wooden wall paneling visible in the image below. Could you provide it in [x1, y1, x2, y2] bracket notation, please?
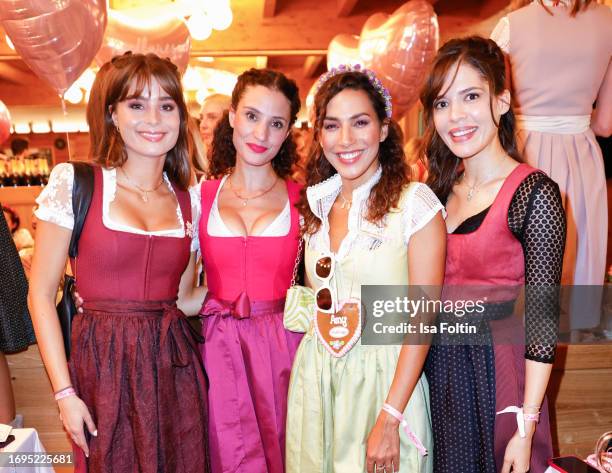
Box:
[263, 0, 278, 17]
[547, 344, 612, 457]
[0, 186, 43, 232]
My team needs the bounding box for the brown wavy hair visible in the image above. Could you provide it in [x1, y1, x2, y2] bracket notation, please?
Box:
[299, 71, 409, 236]
[422, 36, 520, 203]
[91, 52, 191, 190]
[208, 68, 301, 179]
[86, 60, 113, 162]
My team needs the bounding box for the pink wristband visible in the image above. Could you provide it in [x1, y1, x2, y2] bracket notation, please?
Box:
[496, 406, 539, 438]
[523, 413, 540, 422]
[382, 403, 428, 456]
[54, 387, 76, 401]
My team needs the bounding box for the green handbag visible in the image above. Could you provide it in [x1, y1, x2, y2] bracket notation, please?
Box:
[283, 238, 315, 333]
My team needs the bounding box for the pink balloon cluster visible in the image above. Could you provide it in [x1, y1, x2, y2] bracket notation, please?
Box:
[326, 0, 439, 117]
[0, 0, 107, 96]
[95, 10, 191, 74]
[0, 100, 10, 145]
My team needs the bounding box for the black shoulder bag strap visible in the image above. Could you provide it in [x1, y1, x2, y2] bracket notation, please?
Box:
[57, 162, 94, 358]
[69, 162, 95, 258]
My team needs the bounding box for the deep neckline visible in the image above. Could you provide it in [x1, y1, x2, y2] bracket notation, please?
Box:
[209, 175, 292, 239]
[451, 205, 492, 234]
[446, 163, 523, 236]
[102, 167, 185, 237]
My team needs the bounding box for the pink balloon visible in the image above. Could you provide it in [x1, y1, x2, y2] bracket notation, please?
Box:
[366, 1, 439, 116]
[0, 0, 107, 95]
[325, 0, 439, 117]
[0, 100, 10, 145]
[327, 34, 362, 70]
[95, 10, 191, 74]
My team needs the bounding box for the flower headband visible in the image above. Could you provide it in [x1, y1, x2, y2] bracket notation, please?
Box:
[315, 64, 392, 119]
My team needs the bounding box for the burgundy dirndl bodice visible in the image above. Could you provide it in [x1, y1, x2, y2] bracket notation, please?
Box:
[69, 167, 210, 473]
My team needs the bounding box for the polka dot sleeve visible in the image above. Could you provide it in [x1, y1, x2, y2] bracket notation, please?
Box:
[508, 172, 566, 364]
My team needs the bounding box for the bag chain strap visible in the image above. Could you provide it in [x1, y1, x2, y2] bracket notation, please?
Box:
[290, 237, 304, 287]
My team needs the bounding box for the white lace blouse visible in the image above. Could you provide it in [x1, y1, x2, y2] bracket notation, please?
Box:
[35, 163, 201, 251]
[305, 166, 444, 261]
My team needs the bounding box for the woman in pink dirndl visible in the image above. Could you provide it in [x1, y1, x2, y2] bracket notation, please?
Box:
[195, 68, 303, 473]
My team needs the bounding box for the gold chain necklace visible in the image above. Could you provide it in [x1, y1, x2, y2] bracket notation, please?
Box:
[338, 192, 352, 210]
[120, 167, 165, 203]
[228, 174, 278, 206]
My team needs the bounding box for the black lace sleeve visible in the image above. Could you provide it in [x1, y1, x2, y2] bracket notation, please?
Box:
[508, 172, 566, 364]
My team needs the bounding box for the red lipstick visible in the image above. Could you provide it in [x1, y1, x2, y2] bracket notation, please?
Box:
[247, 143, 268, 154]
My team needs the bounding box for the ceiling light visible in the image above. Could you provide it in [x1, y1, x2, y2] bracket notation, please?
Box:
[187, 12, 212, 41]
[14, 123, 30, 134]
[64, 85, 84, 104]
[207, 5, 232, 31]
[183, 66, 203, 91]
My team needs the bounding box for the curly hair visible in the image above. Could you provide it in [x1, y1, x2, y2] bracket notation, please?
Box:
[298, 71, 409, 236]
[92, 52, 192, 190]
[208, 68, 301, 179]
[421, 36, 520, 203]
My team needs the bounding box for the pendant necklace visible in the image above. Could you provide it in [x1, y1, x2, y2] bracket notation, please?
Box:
[339, 192, 352, 210]
[462, 172, 497, 202]
[228, 174, 278, 206]
[120, 167, 164, 203]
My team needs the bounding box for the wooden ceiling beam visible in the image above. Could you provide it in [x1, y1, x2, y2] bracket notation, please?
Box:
[337, 0, 359, 17]
[303, 55, 325, 78]
[263, 0, 278, 18]
[0, 63, 35, 85]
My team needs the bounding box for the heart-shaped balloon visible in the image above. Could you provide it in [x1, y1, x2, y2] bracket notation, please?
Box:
[95, 7, 191, 74]
[327, 34, 362, 70]
[0, 0, 107, 95]
[326, 0, 439, 117]
[0, 100, 10, 145]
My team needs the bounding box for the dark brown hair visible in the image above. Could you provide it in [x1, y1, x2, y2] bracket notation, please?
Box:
[511, 0, 594, 16]
[87, 60, 113, 162]
[208, 68, 301, 179]
[91, 52, 191, 190]
[421, 36, 520, 203]
[299, 71, 409, 236]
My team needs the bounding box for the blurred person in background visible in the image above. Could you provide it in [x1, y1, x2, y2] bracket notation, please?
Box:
[198, 93, 231, 173]
[0, 207, 36, 428]
[491, 0, 611, 287]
